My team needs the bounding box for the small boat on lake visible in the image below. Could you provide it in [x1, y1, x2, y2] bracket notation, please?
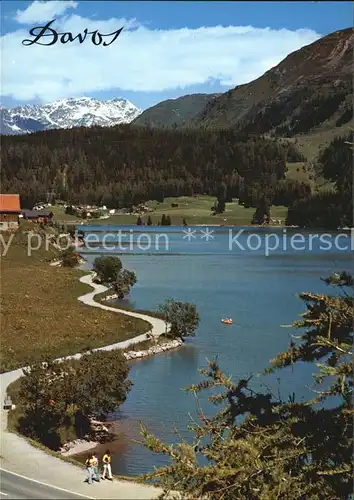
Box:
[221, 318, 233, 325]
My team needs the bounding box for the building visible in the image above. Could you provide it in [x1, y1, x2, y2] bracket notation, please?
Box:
[22, 209, 54, 223]
[0, 194, 21, 231]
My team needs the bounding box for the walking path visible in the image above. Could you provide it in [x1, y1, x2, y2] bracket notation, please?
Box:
[77, 273, 169, 348]
[0, 273, 171, 499]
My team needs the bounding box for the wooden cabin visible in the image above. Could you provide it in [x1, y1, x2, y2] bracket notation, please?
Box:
[0, 194, 21, 231]
[22, 209, 54, 223]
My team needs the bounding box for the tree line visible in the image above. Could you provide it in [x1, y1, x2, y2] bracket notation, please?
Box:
[286, 134, 353, 228]
[1, 125, 302, 211]
[1, 125, 350, 228]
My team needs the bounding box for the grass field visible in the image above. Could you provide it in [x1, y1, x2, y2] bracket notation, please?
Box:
[0, 226, 150, 372]
[50, 205, 79, 221]
[285, 162, 311, 182]
[284, 123, 351, 162]
[285, 161, 335, 194]
[142, 196, 287, 225]
[52, 197, 287, 226]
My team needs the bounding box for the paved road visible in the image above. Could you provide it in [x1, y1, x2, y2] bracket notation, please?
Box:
[0, 469, 94, 499]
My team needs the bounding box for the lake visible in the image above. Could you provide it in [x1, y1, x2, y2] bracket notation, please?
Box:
[79, 225, 353, 476]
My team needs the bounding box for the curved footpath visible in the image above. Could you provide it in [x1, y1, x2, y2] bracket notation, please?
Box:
[0, 273, 171, 499]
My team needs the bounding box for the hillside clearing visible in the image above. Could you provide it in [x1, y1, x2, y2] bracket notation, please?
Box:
[84, 196, 287, 226]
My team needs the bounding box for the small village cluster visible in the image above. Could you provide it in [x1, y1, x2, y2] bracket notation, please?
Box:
[0, 193, 159, 230]
[0, 193, 54, 231]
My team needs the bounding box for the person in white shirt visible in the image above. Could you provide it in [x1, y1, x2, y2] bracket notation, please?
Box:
[92, 453, 100, 482]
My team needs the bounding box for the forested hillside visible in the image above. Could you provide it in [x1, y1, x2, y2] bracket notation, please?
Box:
[286, 133, 353, 228]
[1, 125, 350, 228]
[123, 28, 353, 167]
[1, 125, 290, 209]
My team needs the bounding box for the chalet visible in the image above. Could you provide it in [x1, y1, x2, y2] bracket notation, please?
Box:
[22, 209, 54, 223]
[0, 194, 21, 231]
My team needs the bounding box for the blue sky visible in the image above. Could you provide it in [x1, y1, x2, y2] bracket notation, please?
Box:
[1, 1, 352, 110]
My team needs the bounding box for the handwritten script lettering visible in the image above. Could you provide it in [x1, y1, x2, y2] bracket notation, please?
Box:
[22, 20, 124, 46]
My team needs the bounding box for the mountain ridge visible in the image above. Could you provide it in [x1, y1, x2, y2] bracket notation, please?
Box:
[0, 97, 142, 135]
[1, 27, 352, 143]
[187, 27, 353, 135]
[132, 93, 221, 128]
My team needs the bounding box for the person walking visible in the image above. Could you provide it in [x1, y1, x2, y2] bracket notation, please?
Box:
[85, 454, 95, 484]
[102, 450, 113, 480]
[92, 453, 100, 482]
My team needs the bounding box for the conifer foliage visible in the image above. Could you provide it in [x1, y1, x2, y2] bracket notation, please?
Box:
[0, 125, 288, 209]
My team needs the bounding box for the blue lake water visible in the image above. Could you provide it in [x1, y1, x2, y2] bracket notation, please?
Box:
[79, 225, 353, 476]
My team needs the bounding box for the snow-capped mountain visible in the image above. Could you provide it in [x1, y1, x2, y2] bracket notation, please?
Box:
[0, 97, 142, 135]
[0, 110, 47, 135]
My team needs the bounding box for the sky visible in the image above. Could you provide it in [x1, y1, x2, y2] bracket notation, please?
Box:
[1, 1, 352, 110]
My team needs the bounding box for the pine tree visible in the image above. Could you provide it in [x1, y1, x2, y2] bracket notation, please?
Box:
[214, 183, 227, 214]
[251, 197, 270, 225]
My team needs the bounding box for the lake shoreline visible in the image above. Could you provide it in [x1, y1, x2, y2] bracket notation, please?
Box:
[73, 221, 298, 228]
[1, 263, 172, 494]
[72, 222, 352, 231]
[76, 229, 352, 477]
[59, 337, 183, 457]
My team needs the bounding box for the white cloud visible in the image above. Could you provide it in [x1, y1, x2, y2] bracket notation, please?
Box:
[15, 1, 77, 24]
[2, 7, 321, 103]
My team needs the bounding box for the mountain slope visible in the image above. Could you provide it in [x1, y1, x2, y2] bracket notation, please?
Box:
[1, 97, 141, 135]
[0, 109, 46, 135]
[189, 28, 353, 137]
[132, 93, 220, 128]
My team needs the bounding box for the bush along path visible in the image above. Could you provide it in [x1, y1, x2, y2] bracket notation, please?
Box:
[0, 272, 171, 499]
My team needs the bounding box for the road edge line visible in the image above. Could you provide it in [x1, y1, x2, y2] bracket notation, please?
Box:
[0, 468, 95, 499]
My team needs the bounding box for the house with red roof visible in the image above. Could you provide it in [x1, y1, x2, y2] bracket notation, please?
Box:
[0, 194, 21, 231]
